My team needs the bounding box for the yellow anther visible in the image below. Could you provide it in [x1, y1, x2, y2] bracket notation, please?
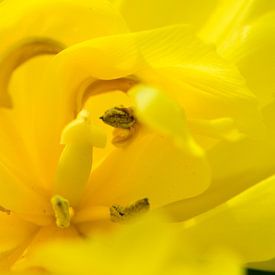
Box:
[54, 109, 106, 206]
[110, 198, 150, 223]
[51, 195, 73, 228]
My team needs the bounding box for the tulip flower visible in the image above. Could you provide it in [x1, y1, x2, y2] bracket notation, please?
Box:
[0, 0, 274, 273]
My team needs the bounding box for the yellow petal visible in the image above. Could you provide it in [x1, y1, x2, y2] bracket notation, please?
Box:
[0, 160, 52, 225]
[0, 0, 127, 47]
[188, 118, 244, 142]
[0, 212, 37, 253]
[183, 175, 275, 263]
[0, 0, 127, 107]
[20, 214, 242, 275]
[162, 136, 275, 221]
[116, 0, 218, 31]
[219, 12, 275, 106]
[39, 24, 261, 163]
[12, 225, 80, 272]
[80, 127, 211, 211]
[199, 0, 275, 45]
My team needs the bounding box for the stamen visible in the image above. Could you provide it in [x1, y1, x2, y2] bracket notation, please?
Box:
[100, 106, 136, 129]
[100, 106, 137, 145]
[0, 38, 64, 107]
[110, 198, 150, 223]
[51, 195, 74, 228]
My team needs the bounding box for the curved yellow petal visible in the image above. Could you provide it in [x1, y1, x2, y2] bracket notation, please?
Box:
[162, 136, 275, 221]
[163, 93, 275, 221]
[80, 127, 211, 211]
[116, 0, 219, 31]
[19, 215, 242, 275]
[183, 175, 275, 263]
[0, 0, 127, 105]
[39, 25, 262, 162]
[220, 12, 275, 106]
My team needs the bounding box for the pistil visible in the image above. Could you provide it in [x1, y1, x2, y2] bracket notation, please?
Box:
[53, 110, 106, 207]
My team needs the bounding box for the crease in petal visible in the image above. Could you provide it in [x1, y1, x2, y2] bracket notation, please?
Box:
[0, 0, 127, 107]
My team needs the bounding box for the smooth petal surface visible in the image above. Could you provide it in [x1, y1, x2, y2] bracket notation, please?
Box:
[19, 215, 243, 275]
[182, 175, 275, 263]
[162, 136, 275, 221]
[80, 127, 211, 210]
[116, 0, 219, 31]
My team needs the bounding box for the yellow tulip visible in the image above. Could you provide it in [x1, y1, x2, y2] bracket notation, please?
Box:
[0, 0, 273, 273]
